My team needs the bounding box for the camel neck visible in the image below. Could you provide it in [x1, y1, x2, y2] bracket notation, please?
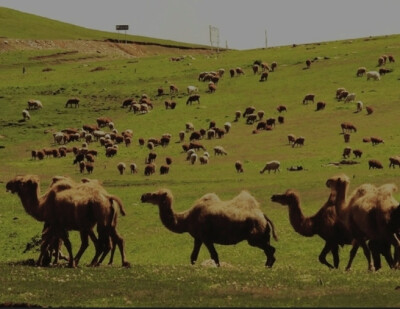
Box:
[19, 185, 45, 222]
[158, 198, 188, 234]
[287, 196, 315, 237]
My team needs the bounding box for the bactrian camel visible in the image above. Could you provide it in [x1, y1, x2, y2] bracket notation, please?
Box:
[6, 175, 129, 268]
[271, 188, 353, 269]
[141, 189, 278, 267]
[326, 174, 400, 271]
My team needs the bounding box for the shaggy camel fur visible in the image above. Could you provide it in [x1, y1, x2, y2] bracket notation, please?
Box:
[271, 189, 353, 269]
[6, 175, 129, 268]
[141, 189, 278, 267]
[326, 174, 400, 271]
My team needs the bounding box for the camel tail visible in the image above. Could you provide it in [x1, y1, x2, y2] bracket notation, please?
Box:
[110, 195, 126, 216]
[265, 214, 278, 241]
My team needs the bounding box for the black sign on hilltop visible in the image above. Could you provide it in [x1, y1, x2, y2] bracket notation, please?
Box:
[116, 25, 129, 31]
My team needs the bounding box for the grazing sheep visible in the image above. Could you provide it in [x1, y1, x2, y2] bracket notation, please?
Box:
[316, 101, 326, 111]
[366, 106, 374, 115]
[105, 146, 118, 157]
[369, 159, 383, 169]
[229, 68, 235, 78]
[138, 137, 145, 146]
[292, 137, 305, 148]
[353, 149, 363, 158]
[214, 128, 225, 139]
[271, 62, 277, 72]
[117, 162, 126, 175]
[235, 160, 244, 173]
[363, 137, 371, 143]
[337, 90, 349, 101]
[157, 87, 164, 96]
[260, 160, 281, 174]
[147, 141, 154, 150]
[261, 62, 270, 72]
[207, 129, 215, 140]
[85, 162, 94, 174]
[302, 94, 315, 104]
[31, 150, 37, 160]
[344, 93, 356, 103]
[306, 59, 312, 68]
[235, 67, 245, 75]
[278, 116, 285, 124]
[371, 136, 384, 145]
[388, 55, 395, 63]
[234, 110, 242, 122]
[378, 56, 385, 66]
[344, 133, 351, 143]
[341, 122, 357, 133]
[356, 101, 363, 112]
[266, 118, 276, 127]
[190, 153, 198, 165]
[165, 157, 172, 165]
[144, 163, 156, 176]
[130, 163, 138, 174]
[22, 109, 31, 120]
[170, 84, 179, 94]
[224, 122, 231, 133]
[246, 114, 257, 124]
[146, 152, 157, 164]
[259, 72, 268, 82]
[199, 155, 209, 165]
[214, 146, 227, 156]
[277, 105, 287, 113]
[189, 131, 202, 141]
[208, 82, 217, 93]
[96, 117, 112, 128]
[79, 161, 85, 173]
[356, 67, 367, 77]
[189, 141, 206, 151]
[186, 94, 200, 105]
[160, 165, 170, 175]
[379, 68, 392, 75]
[187, 85, 198, 94]
[178, 131, 185, 142]
[287, 134, 296, 145]
[65, 97, 80, 108]
[336, 88, 346, 99]
[27, 99, 43, 110]
[252, 64, 259, 74]
[243, 106, 256, 118]
[389, 156, 400, 168]
[140, 189, 278, 267]
[343, 147, 352, 159]
[366, 71, 380, 81]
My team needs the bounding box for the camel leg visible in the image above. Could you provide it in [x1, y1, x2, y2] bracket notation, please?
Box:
[204, 242, 220, 267]
[345, 242, 359, 271]
[360, 241, 374, 271]
[318, 242, 334, 269]
[112, 228, 130, 267]
[368, 240, 382, 270]
[331, 243, 340, 269]
[247, 236, 276, 268]
[90, 226, 109, 266]
[108, 236, 116, 265]
[264, 244, 276, 268]
[59, 230, 75, 268]
[74, 231, 90, 266]
[190, 238, 202, 265]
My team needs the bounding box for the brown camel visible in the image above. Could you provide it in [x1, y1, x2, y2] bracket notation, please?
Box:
[326, 174, 400, 271]
[6, 175, 129, 268]
[271, 189, 353, 269]
[141, 189, 278, 267]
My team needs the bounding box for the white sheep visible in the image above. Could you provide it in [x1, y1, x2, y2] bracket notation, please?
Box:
[366, 71, 380, 81]
[22, 109, 31, 120]
[199, 155, 209, 164]
[190, 153, 198, 165]
[130, 163, 138, 174]
[214, 146, 227, 156]
[187, 85, 198, 94]
[344, 93, 356, 103]
[260, 160, 280, 174]
[185, 122, 194, 132]
[224, 122, 232, 133]
[27, 99, 43, 110]
[186, 149, 196, 160]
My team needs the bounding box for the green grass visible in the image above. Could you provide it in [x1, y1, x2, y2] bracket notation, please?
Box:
[1, 15, 400, 306]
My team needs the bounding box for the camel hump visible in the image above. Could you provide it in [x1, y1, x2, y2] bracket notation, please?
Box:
[231, 191, 260, 210]
[110, 195, 126, 216]
[265, 214, 278, 241]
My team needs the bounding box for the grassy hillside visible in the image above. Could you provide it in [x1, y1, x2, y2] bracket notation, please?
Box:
[0, 7, 208, 48]
[0, 29, 400, 307]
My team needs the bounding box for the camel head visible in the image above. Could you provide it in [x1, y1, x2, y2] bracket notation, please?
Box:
[141, 188, 173, 206]
[271, 189, 299, 206]
[325, 174, 350, 193]
[6, 175, 40, 195]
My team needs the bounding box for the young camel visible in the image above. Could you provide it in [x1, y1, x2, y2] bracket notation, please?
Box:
[141, 189, 278, 267]
[271, 189, 353, 269]
[326, 174, 400, 271]
[6, 175, 129, 268]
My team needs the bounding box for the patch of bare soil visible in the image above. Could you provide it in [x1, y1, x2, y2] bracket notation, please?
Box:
[0, 38, 214, 59]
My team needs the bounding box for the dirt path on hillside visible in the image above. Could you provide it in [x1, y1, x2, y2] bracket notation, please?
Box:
[0, 38, 213, 59]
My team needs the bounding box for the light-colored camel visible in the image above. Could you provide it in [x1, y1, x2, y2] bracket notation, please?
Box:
[326, 174, 400, 270]
[271, 189, 353, 269]
[141, 189, 278, 267]
[6, 175, 129, 268]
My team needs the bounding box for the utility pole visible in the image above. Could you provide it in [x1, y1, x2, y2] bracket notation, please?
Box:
[265, 29, 268, 48]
